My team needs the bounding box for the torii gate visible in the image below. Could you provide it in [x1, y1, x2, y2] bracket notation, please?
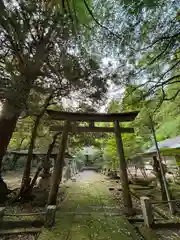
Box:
[46, 110, 138, 215]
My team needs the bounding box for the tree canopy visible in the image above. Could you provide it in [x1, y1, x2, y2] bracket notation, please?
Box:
[0, 0, 180, 189]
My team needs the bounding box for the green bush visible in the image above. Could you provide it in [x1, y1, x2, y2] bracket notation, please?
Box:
[2, 154, 42, 171]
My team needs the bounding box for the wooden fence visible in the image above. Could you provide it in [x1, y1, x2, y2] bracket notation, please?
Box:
[0, 205, 56, 235]
[140, 197, 180, 228]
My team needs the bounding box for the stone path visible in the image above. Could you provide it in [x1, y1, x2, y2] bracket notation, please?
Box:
[39, 171, 142, 240]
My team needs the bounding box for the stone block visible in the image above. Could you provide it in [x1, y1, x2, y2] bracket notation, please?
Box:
[140, 197, 154, 227]
[45, 205, 56, 228]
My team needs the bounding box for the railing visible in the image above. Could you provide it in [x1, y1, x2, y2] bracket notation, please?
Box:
[140, 197, 180, 228]
[0, 205, 56, 235]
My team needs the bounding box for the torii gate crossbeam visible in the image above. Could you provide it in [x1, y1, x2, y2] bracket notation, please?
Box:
[47, 110, 139, 216]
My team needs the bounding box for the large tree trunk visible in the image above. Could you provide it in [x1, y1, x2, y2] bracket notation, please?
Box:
[0, 101, 20, 203]
[0, 101, 20, 174]
[0, 74, 38, 175]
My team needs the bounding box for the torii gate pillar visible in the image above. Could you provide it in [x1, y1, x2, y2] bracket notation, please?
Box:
[114, 120, 134, 216]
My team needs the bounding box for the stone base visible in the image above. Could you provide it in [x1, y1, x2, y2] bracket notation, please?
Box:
[45, 205, 56, 228]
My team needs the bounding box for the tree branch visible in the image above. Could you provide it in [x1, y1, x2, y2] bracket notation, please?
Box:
[156, 73, 180, 88]
[83, 0, 123, 41]
[148, 38, 174, 65]
[164, 88, 180, 101]
[136, 31, 180, 51]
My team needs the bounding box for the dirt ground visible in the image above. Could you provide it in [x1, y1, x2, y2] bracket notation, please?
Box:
[2, 168, 37, 189]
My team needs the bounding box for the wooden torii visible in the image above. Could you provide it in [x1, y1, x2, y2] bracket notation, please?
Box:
[46, 110, 139, 215]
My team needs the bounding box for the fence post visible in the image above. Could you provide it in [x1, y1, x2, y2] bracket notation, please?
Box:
[140, 197, 154, 227]
[45, 205, 56, 228]
[0, 207, 5, 226]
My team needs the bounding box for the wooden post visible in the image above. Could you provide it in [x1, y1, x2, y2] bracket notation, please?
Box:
[45, 205, 56, 228]
[48, 121, 69, 205]
[89, 120, 94, 128]
[140, 197, 154, 227]
[114, 120, 133, 215]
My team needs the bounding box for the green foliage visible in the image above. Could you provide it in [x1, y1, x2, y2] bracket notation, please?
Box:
[73, 147, 103, 167]
[1, 0, 180, 175]
[121, 0, 160, 14]
[2, 154, 39, 171]
[89, 149, 104, 168]
[0, 0, 111, 114]
[69, 0, 92, 25]
[107, 100, 121, 113]
[51, 0, 92, 25]
[8, 91, 57, 151]
[84, 0, 179, 103]
[103, 137, 118, 169]
[73, 151, 85, 170]
[102, 80, 180, 170]
[9, 117, 34, 150]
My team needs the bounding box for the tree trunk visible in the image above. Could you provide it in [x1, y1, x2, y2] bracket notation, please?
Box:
[0, 101, 21, 202]
[158, 173, 167, 201]
[19, 165, 42, 201]
[150, 117, 175, 216]
[42, 132, 60, 177]
[19, 93, 53, 196]
[28, 165, 42, 193]
[19, 115, 41, 194]
[152, 157, 167, 200]
[48, 122, 69, 205]
[0, 101, 20, 174]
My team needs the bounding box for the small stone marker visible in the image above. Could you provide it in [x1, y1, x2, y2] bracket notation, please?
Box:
[45, 205, 56, 228]
[140, 197, 154, 227]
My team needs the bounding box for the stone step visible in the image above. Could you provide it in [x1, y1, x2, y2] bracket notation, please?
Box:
[0, 228, 42, 235]
[58, 211, 121, 216]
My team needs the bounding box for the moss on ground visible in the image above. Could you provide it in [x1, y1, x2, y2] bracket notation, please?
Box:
[38, 172, 156, 240]
[39, 214, 139, 240]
